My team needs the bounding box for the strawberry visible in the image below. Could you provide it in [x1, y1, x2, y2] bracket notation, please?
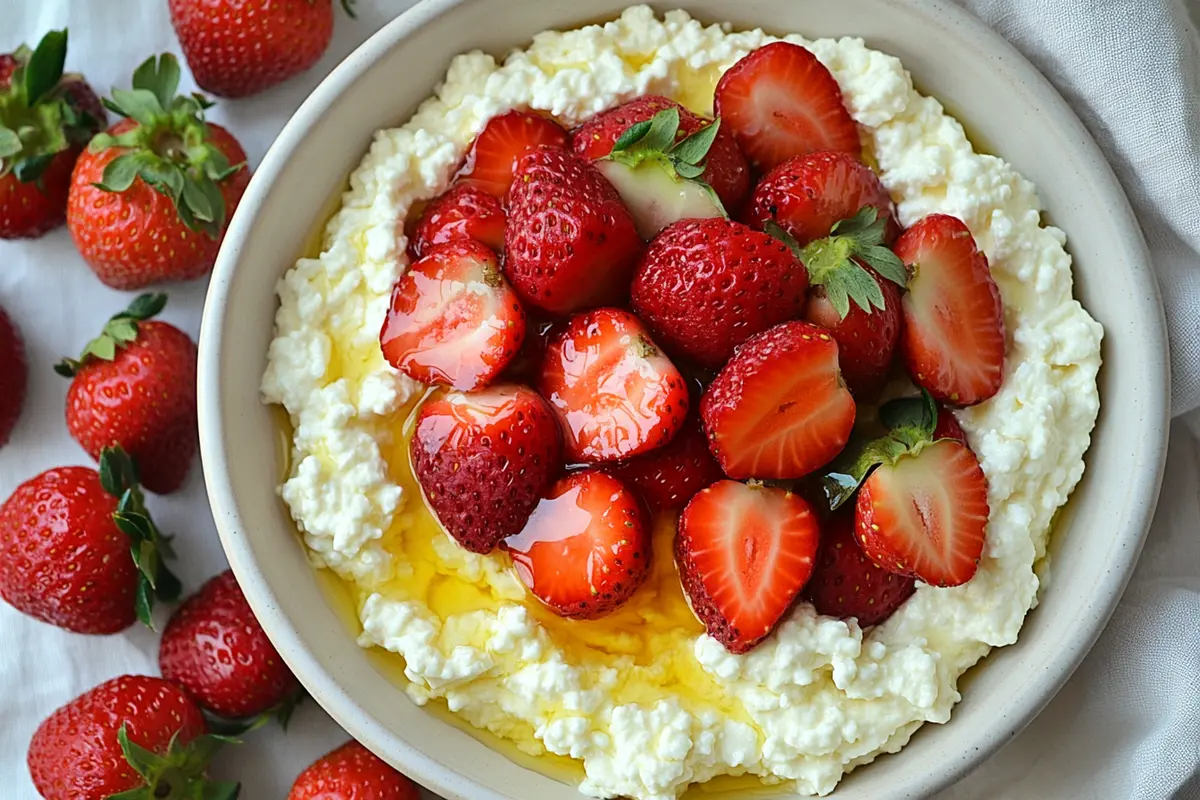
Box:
[933, 404, 968, 444]
[701, 320, 856, 480]
[573, 96, 750, 215]
[0, 447, 180, 633]
[504, 146, 643, 314]
[676, 480, 820, 653]
[539, 307, 689, 463]
[856, 439, 989, 587]
[893, 214, 1005, 405]
[803, 510, 915, 627]
[410, 384, 561, 554]
[380, 240, 526, 391]
[289, 740, 421, 800]
[745, 151, 897, 245]
[714, 42, 861, 173]
[0, 303, 27, 448]
[58, 294, 198, 495]
[630, 217, 809, 368]
[0, 30, 106, 239]
[66, 54, 250, 290]
[505, 470, 650, 619]
[607, 416, 724, 514]
[28, 675, 237, 800]
[170, 0, 354, 98]
[457, 110, 569, 198]
[160, 570, 301, 721]
[804, 268, 902, 399]
[408, 181, 506, 259]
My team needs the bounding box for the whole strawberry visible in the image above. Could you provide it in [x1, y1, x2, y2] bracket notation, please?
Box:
[289, 741, 420, 800]
[58, 293, 198, 495]
[0, 447, 180, 633]
[804, 509, 915, 627]
[0, 303, 27, 447]
[28, 675, 238, 800]
[160, 569, 301, 721]
[171, 0, 354, 99]
[0, 29, 106, 239]
[67, 54, 250, 289]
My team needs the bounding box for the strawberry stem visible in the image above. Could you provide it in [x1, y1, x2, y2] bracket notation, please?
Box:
[113, 724, 241, 800]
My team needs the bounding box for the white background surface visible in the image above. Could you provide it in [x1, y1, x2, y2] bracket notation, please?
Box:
[1, 1, 1197, 798]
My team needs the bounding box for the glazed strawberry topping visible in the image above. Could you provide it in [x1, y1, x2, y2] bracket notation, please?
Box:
[676, 480, 820, 653]
[539, 308, 689, 463]
[607, 416, 724, 514]
[380, 240, 526, 391]
[456, 110, 569, 197]
[505, 470, 650, 619]
[408, 182, 506, 259]
[804, 510, 915, 627]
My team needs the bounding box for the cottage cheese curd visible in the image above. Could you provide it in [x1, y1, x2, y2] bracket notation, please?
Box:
[261, 6, 1103, 798]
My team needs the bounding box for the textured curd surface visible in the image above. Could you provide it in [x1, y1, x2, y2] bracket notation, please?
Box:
[261, 6, 1104, 798]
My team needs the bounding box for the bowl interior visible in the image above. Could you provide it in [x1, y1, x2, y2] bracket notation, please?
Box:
[199, 1, 1169, 798]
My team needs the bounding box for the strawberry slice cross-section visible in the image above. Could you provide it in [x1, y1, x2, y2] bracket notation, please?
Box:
[455, 109, 569, 198]
[676, 480, 820, 654]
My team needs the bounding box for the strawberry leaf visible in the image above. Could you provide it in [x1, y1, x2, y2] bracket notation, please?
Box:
[115, 725, 241, 799]
[12, 151, 55, 183]
[125, 292, 168, 319]
[0, 127, 21, 159]
[639, 108, 680, 153]
[117, 724, 171, 779]
[340, 0, 358, 17]
[132, 53, 181, 111]
[23, 30, 68, 107]
[604, 108, 724, 216]
[612, 119, 652, 152]
[58, 292, 167, 374]
[108, 87, 165, 125]
[668, 118, 720, 166]
[95, 151, 149, 192]
[879, 390, 938, 435]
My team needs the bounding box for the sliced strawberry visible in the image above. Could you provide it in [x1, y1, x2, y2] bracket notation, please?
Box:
[893, 214, 1005, 406]
[380, 240, 526, 391]
[677, 480, 820, 653]
[456, 110, 569, 198]
[804, 510, 915, 626]
[745, 151, 897, 245]
[607, 417, 723, 514]
[408, 182, 506, 260]
[539, 308, 688, 463]
[714, 43, 860, 173]
[701, 321, 856, 480]
[505, 470, 649, 619]
[410, 385, 562, 554]
[856, 439, 989, 587]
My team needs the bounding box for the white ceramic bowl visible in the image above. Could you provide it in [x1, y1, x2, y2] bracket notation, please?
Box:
[198, 1, 1170, 797]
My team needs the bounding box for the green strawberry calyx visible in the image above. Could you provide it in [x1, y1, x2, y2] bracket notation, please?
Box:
[768, 206, 908, 320]
[338, 0, 358, 17]
[0, 29, 102, 183]
[90, 53, 244, 239]
[55, 292, 166, 378]
[603, 107, 727, 214]
[108, 724, 240, 800]
[204, 690, 308, 737]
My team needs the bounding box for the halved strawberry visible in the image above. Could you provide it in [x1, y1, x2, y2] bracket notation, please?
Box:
[505, 470, 649, 619]
[856, 439, 989, 587]
[676, 480, 820, 653]
[408, 182, 505, 260]
[714, 42, 860, 173]
[539, 308, 688, 463]
[745, 151, 897, 245]
[410, 385, 562, 554]
[893, 214, 1005, 406]
[607, 417, 723, 514]
[456, 110, 569, 198]
[804, 510, 915, 627]
[380, 240, 526, 391]
[701, 321, 856, 480]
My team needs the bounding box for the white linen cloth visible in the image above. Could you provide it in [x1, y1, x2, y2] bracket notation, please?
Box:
[0, 0, 1197, 798]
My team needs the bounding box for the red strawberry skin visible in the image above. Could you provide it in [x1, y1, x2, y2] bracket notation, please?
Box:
[67, 120, 250, 289]
[572, 95, 751, 212]
[169, 0, 334, 98]
[289, 741, 421, 800]
[701, 321, 856, 480]
[408, 182, 506, 259]
[745, 151, 897, 245]
[411, 385, 562, 553]
[504, 147, 643, 314]
[607, 417, 724, 514]
[28, 675, 206, 800]
[630, 217, 809, 368]
[714, 42, 860, 173]
[676, 480, 820, 653]
[804, 510, 915, 627]
[0, 467, 138, 634]
[160, 570, 300, 720]
[0, 305, 27, 447]
[458, 110, 570, 198]
[934, 404, 968, 444]
[66, 320, 198, 495]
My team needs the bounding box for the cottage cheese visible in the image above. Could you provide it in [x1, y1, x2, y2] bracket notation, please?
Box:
[261, 6, 1103, 798]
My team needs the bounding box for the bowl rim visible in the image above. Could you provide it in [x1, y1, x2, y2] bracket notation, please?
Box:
[198, 0, 1171, 798]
